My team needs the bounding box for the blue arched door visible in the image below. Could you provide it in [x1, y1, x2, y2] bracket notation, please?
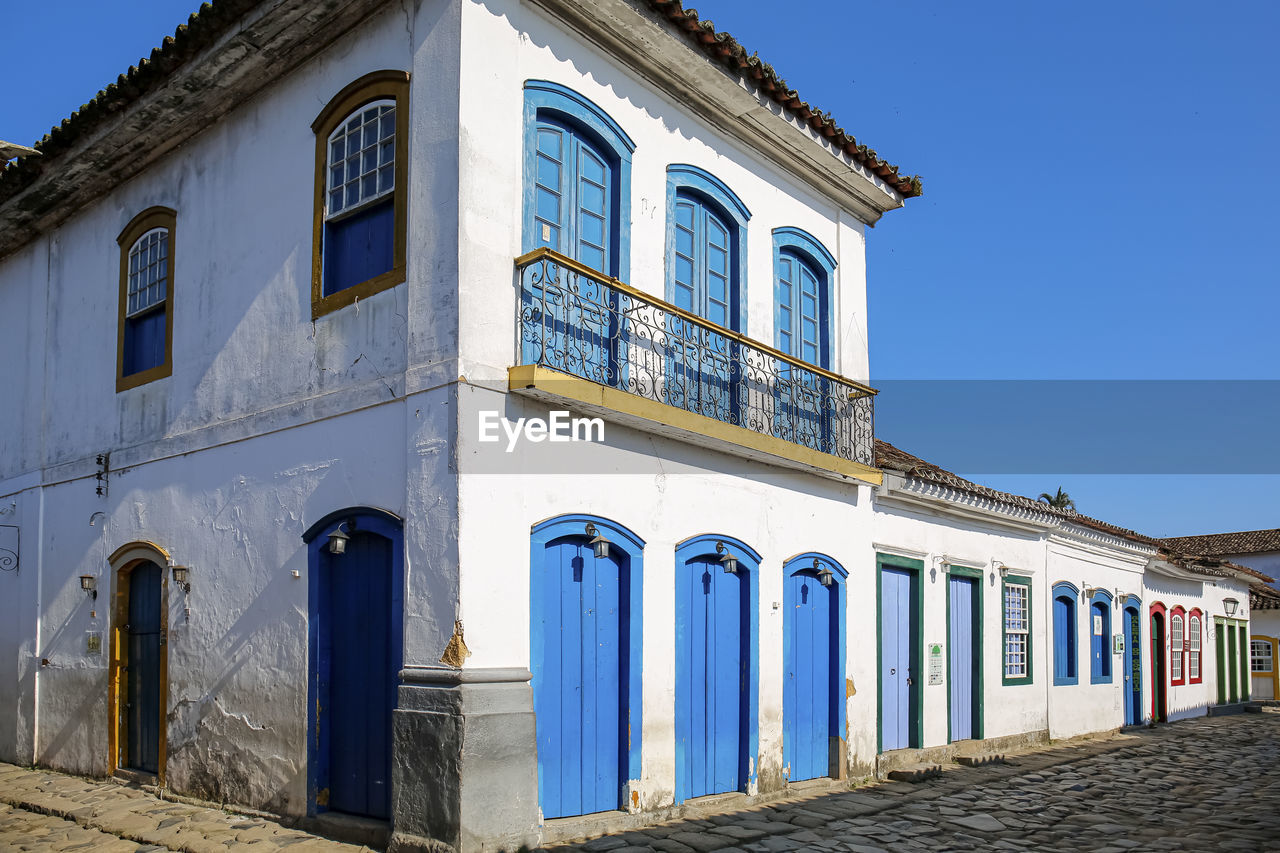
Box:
[1123, 604, 1142, 725]
[530, 516, 643, 819]
[783, 555, 844, 781]
[305, 509, 403, 820]
[526, 116, 617, 383]
[124, 561, 163, 774]
[675, 536, 758, 802]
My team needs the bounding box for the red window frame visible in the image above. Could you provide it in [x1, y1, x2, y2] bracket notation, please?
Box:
[1188, 608, 1203, 684]
[1170, 606, 1186, 686]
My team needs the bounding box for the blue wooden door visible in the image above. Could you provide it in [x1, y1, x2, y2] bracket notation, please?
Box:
[678, 555, 747, 798]
[323, 532, 393, 818]
[1124, 606, 1141, 725]
[532, 537, 627, 818]
[669, 195, 734, 421]
[784, 568, 835, 781]
[125, 561, 163, 774]
[948, 575, 977, 741]
[880, 567, 916, 751]
[526, 118, 615, 382]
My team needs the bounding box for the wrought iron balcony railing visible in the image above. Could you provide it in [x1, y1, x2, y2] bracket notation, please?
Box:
[516, 248, 876, 467]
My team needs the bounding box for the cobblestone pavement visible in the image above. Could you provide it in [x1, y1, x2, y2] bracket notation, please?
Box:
[544, 714, 1280, 853]
[0, 762, 369, 852]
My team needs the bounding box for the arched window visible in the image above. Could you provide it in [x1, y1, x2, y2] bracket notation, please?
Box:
[1170, 608, 1185, 685]
[1089, 589, 1113, 684]
[522, 81, 634, 277]
[772, 227, 836, 369]
[1052, 582, 1079, 685]
[311, 71, 409, 318]
[666, 165, 750, 332]
[117, 207, 176, 391]
[1188, 610, 1202, 683]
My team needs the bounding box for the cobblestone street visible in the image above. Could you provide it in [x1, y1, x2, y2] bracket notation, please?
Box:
[1, 714, 1277, 851]
[545, 714, 1280, 853]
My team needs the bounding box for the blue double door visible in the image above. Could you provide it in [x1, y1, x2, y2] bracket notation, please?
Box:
[947, 575, 980, 741]
[532, 536, 630, 818]
[676, 552, 750, 800]
[123, 561, 163, 774]
[1123, 605, 1143, 725]
[880, 565, 920, 752]
[783, 567, 837, 781]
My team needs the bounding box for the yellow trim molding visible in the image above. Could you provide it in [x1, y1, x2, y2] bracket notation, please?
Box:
[508, 364, 882, 486]
[116, 206, 176, 393]
[1254, 634, 1279, 701]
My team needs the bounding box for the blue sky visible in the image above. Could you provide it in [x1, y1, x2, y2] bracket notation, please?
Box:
[3, 1, 1277, 537]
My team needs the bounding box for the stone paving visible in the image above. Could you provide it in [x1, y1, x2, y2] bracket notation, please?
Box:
[1, 715, 1277, 851]
[543, 714, 1280, 853]
[0, 762, 369, 852]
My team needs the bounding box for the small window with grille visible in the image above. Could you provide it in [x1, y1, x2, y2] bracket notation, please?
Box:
[116, 208, 176, 391]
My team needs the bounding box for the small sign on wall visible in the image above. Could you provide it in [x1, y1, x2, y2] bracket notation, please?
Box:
[928, 643, 944, 685]
[1113, 633, 1125, 654]
[1093, 613, 1104, 635]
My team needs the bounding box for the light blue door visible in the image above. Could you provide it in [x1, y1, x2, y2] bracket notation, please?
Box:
[880, 567, 915, 751]
[669, 194, 735, 421]
[525, 118, 616, 383]
[948, 575, 977, 741]
[532, 536, 626, 818]
[677, 554, 747, 799]
[784, 568, 835, 781]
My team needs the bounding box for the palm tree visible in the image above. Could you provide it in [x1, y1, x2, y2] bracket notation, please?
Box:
[1038, 487, 1076, 511]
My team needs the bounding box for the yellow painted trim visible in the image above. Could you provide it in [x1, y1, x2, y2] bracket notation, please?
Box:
[311, 70, 411, 319]
[515, 247, 877, 398]
[508, 364, 883, 486]
[1254, 634, 1279, 700]
[116, 207, 176, 393]
[107, 541, 170, 785]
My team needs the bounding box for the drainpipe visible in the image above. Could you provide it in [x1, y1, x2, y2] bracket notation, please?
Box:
[31, 485, 46, 765]
[1042, 534, 1053, 740]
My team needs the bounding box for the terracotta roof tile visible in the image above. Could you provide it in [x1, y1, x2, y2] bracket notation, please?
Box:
[643, 1, 922, 199]
[1158, 529, 1280, 557]
[3, 0, 923, 207]
[1251, 582, 1280, 610]
[874, 438, 1275, 584]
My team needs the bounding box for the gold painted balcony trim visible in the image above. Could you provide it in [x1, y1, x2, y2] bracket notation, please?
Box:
[509, 364, 883, 487]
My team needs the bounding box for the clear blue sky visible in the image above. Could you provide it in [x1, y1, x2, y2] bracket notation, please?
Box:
[3, 1, 1277, 537]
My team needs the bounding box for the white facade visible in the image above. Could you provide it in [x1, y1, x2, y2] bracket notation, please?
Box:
[0, 0, 1263, 850]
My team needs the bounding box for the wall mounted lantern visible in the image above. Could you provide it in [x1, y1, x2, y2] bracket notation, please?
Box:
[585, 523, 611, 560]
[79, 574, 97, 600]
[1224, 598, 1239, 617]
[327, 523, 350, 555]
[815, 558, 834, 587]
[716, 541, 738, 574]
[993, 561, 1010, 579]
[172, 565, 191, 594]
[1114, 588, 1124, 608]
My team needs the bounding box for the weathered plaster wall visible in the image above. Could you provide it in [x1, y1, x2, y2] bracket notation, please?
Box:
[0, 0, 465, 815]
[871, 498, 1050, 751]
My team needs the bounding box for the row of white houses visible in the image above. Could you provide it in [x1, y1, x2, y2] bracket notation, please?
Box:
[0, 0, 1267, 850]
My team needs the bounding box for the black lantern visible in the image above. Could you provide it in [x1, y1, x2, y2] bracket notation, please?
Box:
[716, 541, 738, 574]
[327, 523, 350, 555]
[815, 558, 834, 587]
[585, 523, 611, 560]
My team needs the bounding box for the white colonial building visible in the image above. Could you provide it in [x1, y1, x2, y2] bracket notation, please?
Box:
[0, 1, 1267, 851]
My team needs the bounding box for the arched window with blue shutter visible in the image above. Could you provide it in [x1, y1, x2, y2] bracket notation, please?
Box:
[1089, 588, 1113, 683]
[771, 227, 836, 451]
[1052, 581, 1079, 685]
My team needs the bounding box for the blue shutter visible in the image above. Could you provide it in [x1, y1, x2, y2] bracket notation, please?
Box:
[1053, 595, 1077, 685]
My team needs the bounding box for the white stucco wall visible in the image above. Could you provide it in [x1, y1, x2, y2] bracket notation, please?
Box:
[1043, 535, 1148, 740]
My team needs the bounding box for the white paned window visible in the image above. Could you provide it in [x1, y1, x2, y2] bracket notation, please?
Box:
[126, 228, 169, 317]
[1253, 640, 1274, 673]
[1171, 615, 1184, 681]
[1189, 616, 1201, 680]
[326, 100, 396, 219]
[1004, 582, 1029, 678]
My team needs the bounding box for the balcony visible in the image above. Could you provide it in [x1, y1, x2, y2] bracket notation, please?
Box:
[510, 248, 879, 484]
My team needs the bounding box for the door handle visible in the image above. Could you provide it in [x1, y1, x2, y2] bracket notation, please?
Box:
[889, 667, 896, 675]
[906, 677, 913, 686]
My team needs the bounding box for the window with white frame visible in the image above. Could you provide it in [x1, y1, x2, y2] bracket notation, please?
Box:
[1189, 615, 1201, 680]
[326, 101, 396, 219]
[1253, 639, 1274, 673]
[1171, 614, 1184, 682]
[1003, 580, 1030, 681]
